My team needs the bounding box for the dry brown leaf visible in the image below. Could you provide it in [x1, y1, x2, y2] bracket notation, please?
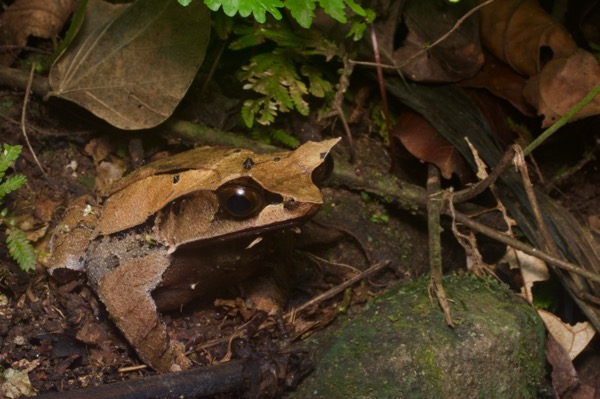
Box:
[505, 246, 595, 362]
[0, 0, 75, 65]
[539, 309, 596, 361]
[393, 0, 483, 82]
[84, 136, 116, 165]
[479, 0, 600, 126]
[523, 49, 600, 127]
[546, 333, 596, 399]
[479, 0, 578, 76]
[504, 248, 550, 303]
[95, 161, 126, 195]
[83, 137, 128, 194]
[461, 54, 535, 116]
[393, 111, 470, 180]
[49, 0, 210, 130]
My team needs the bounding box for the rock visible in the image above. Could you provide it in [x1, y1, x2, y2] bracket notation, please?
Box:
[288, 274, 546, 399]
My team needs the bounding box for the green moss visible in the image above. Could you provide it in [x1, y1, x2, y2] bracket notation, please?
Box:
[289, 274, 546, 399]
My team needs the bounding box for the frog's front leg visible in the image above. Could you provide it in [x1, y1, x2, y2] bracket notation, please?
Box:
[95, 252, 191, 372]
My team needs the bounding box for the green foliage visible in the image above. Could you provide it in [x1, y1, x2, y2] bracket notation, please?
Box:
[0, 145, 22, 180]
[531, 279, 560, 312]
[204, 0, 283, 24]
[0, 175, 26, 200]
[0, 144, 36, 272]
[370, 105, 397, 145]
[346, 7, 376, 41]
[240, 50, 310, 127]
[6, 229, 37, 273]
[370, 212, 389, 224]
[201, 0, 372, 28]
[232, 25, 338, 127]
[250, 129, 301, 148]
[189, 0, 374, 128]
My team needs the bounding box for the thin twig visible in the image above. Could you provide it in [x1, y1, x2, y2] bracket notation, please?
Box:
[512, 146, 560, 258]
[323, 55, 355, 159]
[20, 63, 47, 179]
[302, 252, 362, 274]
[335, 102, 355, 162]
[117, 364, 147, 373]
[395, 0, 494, 71]
[331, 155, 600, 285]
[189, 318, 257, 353]
[285, 261, 390, 320]
[427, 165, 453, 327]
[370, 26, 395, 170]
[452, 145, 517, 203]
[350, 0, 494, 71]
[451, 210, 600, 284]
[309, 219, 373, 264]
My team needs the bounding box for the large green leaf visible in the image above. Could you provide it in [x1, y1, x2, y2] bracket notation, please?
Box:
[49, 0, 210, 130]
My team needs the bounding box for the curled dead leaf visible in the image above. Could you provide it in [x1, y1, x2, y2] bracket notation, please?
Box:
[546, 333, 596, 398]
[504, 248, 550, 303]
[524, 49, 600, 127]
[479, 0, 578, 76]
[0, 0, 75, 65]
[479, 0, 600, 126]
[393, 0, 483, 82]
[460, 53, 535, 117]
[539, 309, 596, 361]
[393, 111, 470, 180]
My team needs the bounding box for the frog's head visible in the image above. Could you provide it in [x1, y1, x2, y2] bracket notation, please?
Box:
[97, 138, 340, 251]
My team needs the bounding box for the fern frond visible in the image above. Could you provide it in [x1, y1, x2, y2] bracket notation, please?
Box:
[233, 13, 360, 126]
[0, 174, 26, 200]
[0, 144, 22, 179]
[240, 50, 314, 126]
[301, 65, 333, 99]
[288, 80, 309, 115]
[271, 129, 300, 148]
[6, 228, 37, 271]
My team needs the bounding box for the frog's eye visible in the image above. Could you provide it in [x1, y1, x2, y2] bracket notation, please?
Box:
[217, 183, 264, 218]
[311, 153, 334, 185]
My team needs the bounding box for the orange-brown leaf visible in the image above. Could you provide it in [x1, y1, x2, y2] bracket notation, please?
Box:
[461, 53, 535, 116]
[523, 49, 600, 127]
[393, 111, 469, 180]
[479, 0, 577, 76]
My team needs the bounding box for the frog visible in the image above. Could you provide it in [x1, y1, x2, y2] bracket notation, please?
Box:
[49, 138, 339, 372]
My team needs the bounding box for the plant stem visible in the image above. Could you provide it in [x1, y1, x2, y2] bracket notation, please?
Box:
[523, 84, 600, 155]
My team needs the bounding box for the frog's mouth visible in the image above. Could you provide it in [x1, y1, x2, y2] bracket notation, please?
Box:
[170, 203, 321, 253]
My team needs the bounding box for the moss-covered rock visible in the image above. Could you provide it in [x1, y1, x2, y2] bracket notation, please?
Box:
[288, 274, 546, 399]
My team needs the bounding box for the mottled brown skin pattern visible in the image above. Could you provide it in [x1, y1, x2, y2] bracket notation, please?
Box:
[49, 139, 339, 372]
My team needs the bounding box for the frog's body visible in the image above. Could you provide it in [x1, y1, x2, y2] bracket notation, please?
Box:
[49, 139, 339, 372]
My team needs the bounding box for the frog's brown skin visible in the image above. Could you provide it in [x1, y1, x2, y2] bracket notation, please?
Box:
[49, 139, 339, 373]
